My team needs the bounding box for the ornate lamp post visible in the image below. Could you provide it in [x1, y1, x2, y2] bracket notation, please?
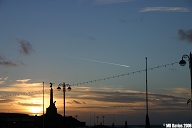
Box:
[57, 83, 71, 128]
[179, 52, 192, 110]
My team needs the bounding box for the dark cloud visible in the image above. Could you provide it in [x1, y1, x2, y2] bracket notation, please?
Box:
[69, 106, 111, 109]
[0, 60, 17, 66]
[17, 39, 34, 55]
[73, 100, 81, 104]
[71, 89, 187, 111]
[178, 29, 192, 43]
[67, 100, 85, 104]
[18, 102, 41, 106]
[0, 55, 17, 66]
[73, 90, 145, 103]
[0, 95, 14, 103]
[87, 36, 97, 41]
[0, 99, 14, 103]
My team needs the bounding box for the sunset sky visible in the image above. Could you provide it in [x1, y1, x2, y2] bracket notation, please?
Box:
[0, 0, 192, 125]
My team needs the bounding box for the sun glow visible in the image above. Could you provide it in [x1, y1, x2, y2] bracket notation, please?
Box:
[30, 107, 42, 115]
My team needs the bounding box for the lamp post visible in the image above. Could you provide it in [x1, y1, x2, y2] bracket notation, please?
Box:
[179, 52, 192, 110]
[57, 83, 71, 128]
[102, 116, 105, 125]
[96, 116, 99, 125]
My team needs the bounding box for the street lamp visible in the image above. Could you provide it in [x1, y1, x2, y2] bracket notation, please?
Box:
[102, 116, 105, 125]
[96, 116, 99, 125]
[179, 52, 192, 110]
[57, 83, 72, 128]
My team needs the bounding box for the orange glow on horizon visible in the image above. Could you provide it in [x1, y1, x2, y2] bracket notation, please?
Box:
[29, 106, 42, 115]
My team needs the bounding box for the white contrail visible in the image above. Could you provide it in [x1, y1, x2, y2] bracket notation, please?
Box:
[65, 55, 130, 68]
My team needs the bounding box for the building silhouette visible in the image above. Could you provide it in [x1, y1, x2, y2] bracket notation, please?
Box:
[0, 113, 35, 128]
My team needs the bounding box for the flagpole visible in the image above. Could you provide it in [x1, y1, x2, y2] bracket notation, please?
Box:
[145, 57, 150, 128]
[43, 82, 44, 128]
[146, 57, 148, 115]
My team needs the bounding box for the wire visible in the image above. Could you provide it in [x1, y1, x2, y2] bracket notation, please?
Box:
[0, 62, 179, 98]
[70, 62, 178, 86]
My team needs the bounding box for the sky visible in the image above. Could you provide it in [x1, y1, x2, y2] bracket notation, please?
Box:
[0, 0, 192, 125]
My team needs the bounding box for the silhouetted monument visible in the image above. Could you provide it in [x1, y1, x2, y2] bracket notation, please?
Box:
[46, 83, 58, 116]
[44, 83, 62, 128]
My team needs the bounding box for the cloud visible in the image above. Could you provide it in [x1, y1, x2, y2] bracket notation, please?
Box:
[0, 99, 14, 103]
[16, 79, 31, 83]
[159, 88, 190, 98]
[1, 83, 188, 123]
[18, 102, 41, 107]
[72, 100, 82, 104]
[67, 100, 86, 104]
[87, 36, 97, 41]
[0, 82, 189, 118]
[68, 87, 187, 111]
[94, 0, 135, 4]
[140, 7, 192, 12]
[172, 88, 190, 94]
[0, 81, 45, 93]
[0, 77, 8, 85]
[0, 81, 4, 85]
[0, 55, 18, 66]
[17, 39, 34, 55]
[178, 29, 192, 43]
[80, 34, 97, 41]
[0, 60, 17, 66]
